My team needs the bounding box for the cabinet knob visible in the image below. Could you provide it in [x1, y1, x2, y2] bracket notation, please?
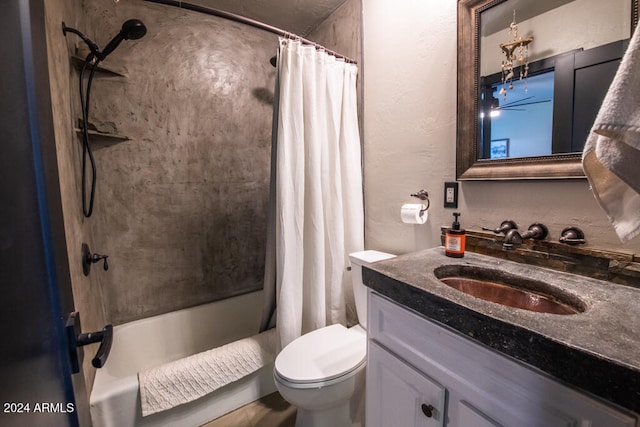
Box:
[421, 403, 434, 418]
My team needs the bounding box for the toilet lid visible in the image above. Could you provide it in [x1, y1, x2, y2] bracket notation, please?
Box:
[275, 324, 366, 384]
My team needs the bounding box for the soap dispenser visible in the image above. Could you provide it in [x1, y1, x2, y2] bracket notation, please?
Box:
[445, 212, 466, 258]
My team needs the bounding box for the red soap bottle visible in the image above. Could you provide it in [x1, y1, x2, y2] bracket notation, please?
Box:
[445, 212, 466, 258]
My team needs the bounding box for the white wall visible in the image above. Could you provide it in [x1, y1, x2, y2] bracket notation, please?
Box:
[362, 0, 640, 255]
[363, 0, 457, 255]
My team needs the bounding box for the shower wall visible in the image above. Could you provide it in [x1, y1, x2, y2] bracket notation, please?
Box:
[44, 0, 107, 400]
[44, 0, 360, 396]
[79, 0, 277, 325]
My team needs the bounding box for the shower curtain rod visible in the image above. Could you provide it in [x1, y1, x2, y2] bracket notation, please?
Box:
[144, 0, 357, 64]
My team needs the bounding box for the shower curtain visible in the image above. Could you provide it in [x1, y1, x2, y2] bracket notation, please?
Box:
[261, 38, 364, 349]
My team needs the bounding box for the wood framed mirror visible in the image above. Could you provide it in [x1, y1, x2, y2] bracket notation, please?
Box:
[457, 0, 639, 180]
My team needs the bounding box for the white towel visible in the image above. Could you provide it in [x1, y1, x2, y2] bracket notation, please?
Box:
[138, 328, 277, 416]
[583, 26, 640, 243]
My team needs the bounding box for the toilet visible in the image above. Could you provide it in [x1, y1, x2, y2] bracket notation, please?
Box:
[273, 250, 395, 427]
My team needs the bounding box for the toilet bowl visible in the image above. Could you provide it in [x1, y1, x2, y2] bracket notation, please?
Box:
[273, 250, 395, 427]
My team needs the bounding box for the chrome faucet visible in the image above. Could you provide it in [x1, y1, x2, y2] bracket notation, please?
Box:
[502, 223, 548, 250]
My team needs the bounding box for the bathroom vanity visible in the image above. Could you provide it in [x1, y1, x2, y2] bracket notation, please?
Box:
[363, 248, 640, 426]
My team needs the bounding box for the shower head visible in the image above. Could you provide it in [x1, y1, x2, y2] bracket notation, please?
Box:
[62, 19, 147, 62]
[99, 19, 147, 60]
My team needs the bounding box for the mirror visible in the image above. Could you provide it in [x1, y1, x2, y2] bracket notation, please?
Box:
[457, 0, 638, 179]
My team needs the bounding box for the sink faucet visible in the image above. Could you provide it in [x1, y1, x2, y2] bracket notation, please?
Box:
[502, 223, 548, 250]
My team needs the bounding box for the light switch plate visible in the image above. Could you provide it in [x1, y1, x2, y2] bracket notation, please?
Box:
[444, 182, 458, 208]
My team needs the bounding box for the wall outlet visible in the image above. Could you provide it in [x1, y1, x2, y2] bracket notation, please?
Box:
[446, 187, 455, 203]
[444, 182, 458, 208]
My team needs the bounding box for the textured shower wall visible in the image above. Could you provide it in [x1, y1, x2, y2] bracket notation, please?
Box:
[81, 0, 277, 324]
[308, 0, 362, 64]
[44, 0, 107, 399]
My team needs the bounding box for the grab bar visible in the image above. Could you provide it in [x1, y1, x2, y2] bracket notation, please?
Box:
[66, 312, 113, 372]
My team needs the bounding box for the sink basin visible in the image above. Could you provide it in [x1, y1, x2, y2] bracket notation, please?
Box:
[434, 265, 585, 315]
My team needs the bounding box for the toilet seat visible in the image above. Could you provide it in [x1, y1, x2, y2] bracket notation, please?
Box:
[274, 324, 366, 386]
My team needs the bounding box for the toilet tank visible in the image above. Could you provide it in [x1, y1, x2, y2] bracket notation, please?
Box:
[349, 250, 395, 329]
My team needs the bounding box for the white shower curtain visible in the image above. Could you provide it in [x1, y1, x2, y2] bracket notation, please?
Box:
[261, 38, 364, 349]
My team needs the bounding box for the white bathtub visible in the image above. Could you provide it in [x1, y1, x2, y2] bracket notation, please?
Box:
[89, 290, 277, 427]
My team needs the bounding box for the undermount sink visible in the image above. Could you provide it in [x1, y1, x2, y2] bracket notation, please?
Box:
[434, 265, 586, 315]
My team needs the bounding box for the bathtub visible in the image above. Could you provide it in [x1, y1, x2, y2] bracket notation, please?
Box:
[89, 290, 277, 427]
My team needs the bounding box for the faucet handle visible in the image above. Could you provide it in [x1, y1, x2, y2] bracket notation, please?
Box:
[559, 227, 586, 245]
[502, 223, 547, 250]
[82, 243, 109, 276]
[482, 220, 518, 234]
[524, 223, 548, 240]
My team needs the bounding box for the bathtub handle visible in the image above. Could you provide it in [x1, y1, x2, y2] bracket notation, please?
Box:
[66, 312, 113, 372]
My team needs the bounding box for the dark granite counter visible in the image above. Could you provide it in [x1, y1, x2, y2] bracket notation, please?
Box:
[362, 247, 640, 413]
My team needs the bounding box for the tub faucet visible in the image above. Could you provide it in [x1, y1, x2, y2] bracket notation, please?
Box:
[502, 223, 548, 250]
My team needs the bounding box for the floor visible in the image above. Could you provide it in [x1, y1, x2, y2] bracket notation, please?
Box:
[201, 392, 296, 427]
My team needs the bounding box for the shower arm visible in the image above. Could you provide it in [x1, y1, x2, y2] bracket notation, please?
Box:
[61, 22, 101, 61]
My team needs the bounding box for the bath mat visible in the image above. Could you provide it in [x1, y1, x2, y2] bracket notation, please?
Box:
[138, 328, 277, 416]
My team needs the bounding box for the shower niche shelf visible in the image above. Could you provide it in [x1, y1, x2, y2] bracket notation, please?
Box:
[70, 55, 127, 77]
[74, 128, 131, 148]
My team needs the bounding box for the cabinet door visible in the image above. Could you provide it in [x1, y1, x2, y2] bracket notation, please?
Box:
[368, 293, 638, 427]
[367, 341, 446, 427]
[456, 401, 503, 427]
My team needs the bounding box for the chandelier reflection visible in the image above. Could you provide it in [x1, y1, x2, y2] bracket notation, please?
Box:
[499, 10, 533, 101]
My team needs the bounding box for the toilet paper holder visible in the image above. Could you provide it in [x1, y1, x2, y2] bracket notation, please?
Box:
[410, 190, 430, 213]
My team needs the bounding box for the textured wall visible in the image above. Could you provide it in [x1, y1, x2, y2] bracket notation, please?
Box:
[192, 0, 347, 36]
[75, 0, 279, 324]
[44, 0, 107, 399]
[308, 0, 361, 66]
[362, 0, 640, 256]
[363, 0, 458, 254]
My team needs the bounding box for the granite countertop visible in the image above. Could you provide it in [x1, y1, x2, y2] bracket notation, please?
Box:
[362, 247, 640, 413]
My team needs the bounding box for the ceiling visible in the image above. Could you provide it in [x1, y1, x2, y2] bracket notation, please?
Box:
[186, 0, 348, 36]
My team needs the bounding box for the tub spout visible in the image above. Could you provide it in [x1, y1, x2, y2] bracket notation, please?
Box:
[65, 312, 113, 372]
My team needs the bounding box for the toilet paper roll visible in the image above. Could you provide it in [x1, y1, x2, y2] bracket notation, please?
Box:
[401, 203, 428, 224]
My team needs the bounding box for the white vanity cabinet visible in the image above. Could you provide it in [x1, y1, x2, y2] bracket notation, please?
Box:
[366, 292, 638, 427]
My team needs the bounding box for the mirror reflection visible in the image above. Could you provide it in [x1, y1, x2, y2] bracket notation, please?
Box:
[477, 0, 631, 160]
